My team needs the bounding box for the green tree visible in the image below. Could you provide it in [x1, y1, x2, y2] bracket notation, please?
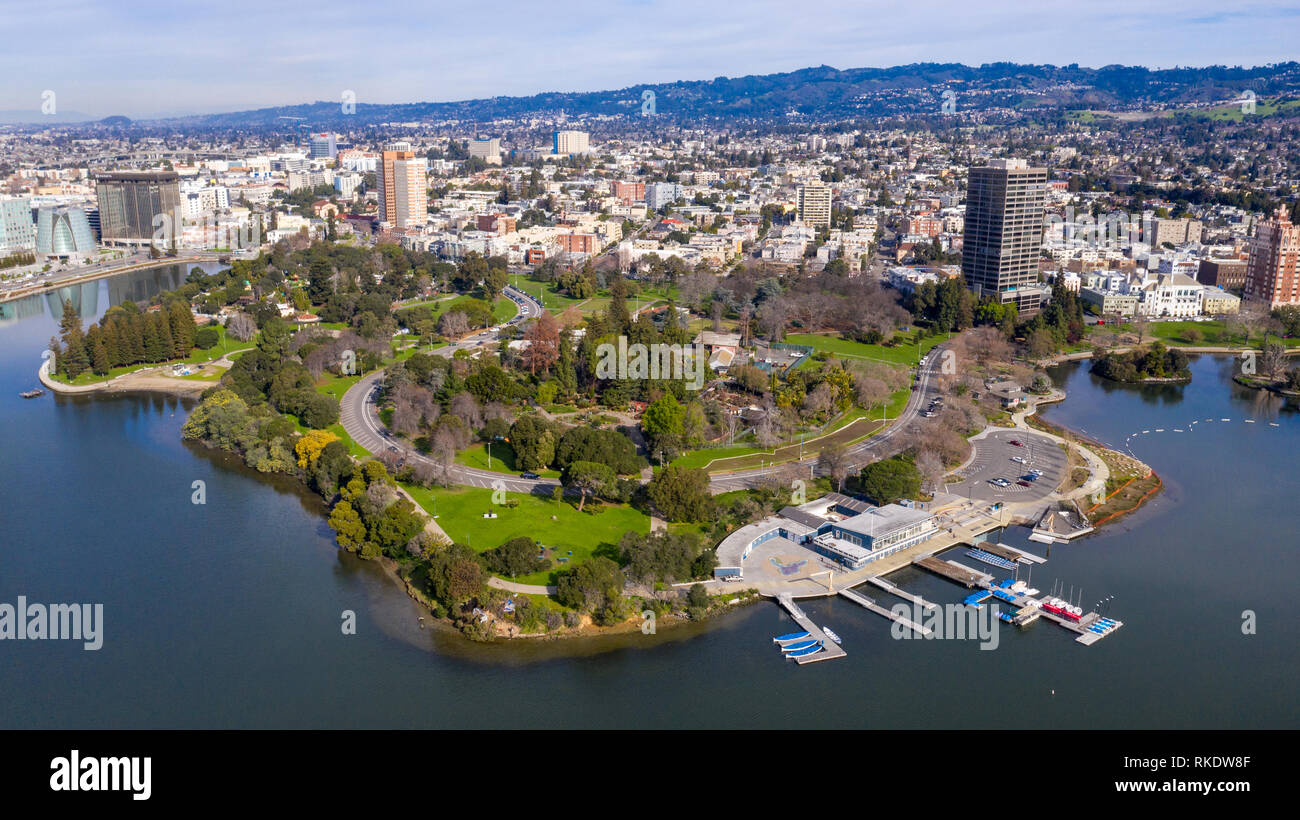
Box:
[647, 465, 714, 522]
[561, 460, 616, 512]
[328, 501, 367, 551]
[642, 393, 684, 457]
[554, 556, 626, 623]
[257, 318, 293, 366]
[857, 457, 922, 505]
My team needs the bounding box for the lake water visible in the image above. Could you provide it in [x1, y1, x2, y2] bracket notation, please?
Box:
[2, 271, 1296, 728]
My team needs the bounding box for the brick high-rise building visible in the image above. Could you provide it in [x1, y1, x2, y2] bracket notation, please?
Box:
[961, 159, 1049, 314]
[1196, 258, 1248, 290]
[557, 233, 596, 254]
[1243, 207, 1300, 308]
[377, 142, 427, 229]
[612, 181, 645, 205]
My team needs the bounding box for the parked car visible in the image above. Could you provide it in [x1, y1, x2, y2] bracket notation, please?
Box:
[1011, 456, 1027, 464]
[1009, 439, 1023, 447]
[1017, 480, 1032, 487]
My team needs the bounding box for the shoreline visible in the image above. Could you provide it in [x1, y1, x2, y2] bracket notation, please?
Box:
[38, 359, 223, 397]
[0, 254, 233, 307]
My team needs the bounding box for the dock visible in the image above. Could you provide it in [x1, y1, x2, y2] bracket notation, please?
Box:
[962, 575, 1123, 646]
[990, 542, 1047, 564]
[775, 594, 847, 664]
[913, 556, 992, 588]
[838, 587, 931, 636]
[865, 575, 938, 612]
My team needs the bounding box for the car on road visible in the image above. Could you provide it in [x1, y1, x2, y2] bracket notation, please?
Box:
[520, 472, 540, 480]
[1009, 439, 1023, 446]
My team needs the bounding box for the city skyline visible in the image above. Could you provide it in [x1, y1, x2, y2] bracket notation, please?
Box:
[3, 0, 1300, 118]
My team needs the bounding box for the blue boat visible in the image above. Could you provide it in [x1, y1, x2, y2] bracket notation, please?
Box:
[786, 642, 825, 659]
[780, 640, 819, 652]
[774, 631, 811, 644]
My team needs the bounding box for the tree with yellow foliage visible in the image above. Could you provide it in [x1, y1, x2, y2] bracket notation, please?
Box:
[295, 429, 340, 469]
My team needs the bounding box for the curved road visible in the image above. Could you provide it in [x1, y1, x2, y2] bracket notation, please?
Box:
[341, 285, 949, 493]
[340, 285, 559, 494]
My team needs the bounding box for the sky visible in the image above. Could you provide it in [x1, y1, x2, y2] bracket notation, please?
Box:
[3, 0, 1298, 118]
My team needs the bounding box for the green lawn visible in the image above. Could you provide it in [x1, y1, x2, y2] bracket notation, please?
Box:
[510, 278, 584, 313]
[671, 387, 910, 472]
[786, 331, 949, 367]
[454, 442, 561, 478]
[1098, 320, 1300, 349]
[402, 485, 651, 585]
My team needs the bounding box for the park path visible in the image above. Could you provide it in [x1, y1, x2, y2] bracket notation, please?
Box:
[487, 578, 557, 595]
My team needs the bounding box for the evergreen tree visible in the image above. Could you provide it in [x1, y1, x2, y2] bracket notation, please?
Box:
[57, 299, 89, 378]
[608, 275, 630, 334]
[91, 339, 110, 375]
[169, 301, 196, 357]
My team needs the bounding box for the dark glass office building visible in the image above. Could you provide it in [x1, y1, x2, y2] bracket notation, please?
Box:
[961, 159, 1048, 314]
[95, 171, 182, 244]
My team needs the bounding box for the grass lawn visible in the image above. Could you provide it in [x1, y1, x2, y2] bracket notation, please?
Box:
[672, 387, 910, 472]
[1094, 320, 1300, 349]
[510, 278, 586, 314]
[403, 484, 651, 585]
[786, 331, 949, 367]
[454, 442, 561, 478]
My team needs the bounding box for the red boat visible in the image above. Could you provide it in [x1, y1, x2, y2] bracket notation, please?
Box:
[1041, 598, 1082, 621]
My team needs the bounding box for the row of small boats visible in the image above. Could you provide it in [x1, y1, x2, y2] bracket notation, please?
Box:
[773, 626, 841, 659]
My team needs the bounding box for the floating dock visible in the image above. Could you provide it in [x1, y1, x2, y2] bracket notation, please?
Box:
[965, 548, 1019, 570]
[944, 570, 1121, 647]
[838, 587, 931, 636]
[865, 576, 938, 612]
[980, 542, 1045, 564]
[913, 556, 992, 588]
[775, 595, 846, 664]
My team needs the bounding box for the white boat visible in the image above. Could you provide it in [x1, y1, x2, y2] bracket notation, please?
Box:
[822, 627, 842, 645]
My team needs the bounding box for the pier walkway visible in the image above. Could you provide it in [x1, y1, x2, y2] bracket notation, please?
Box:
[865, 576, 938, 612]
[838, 588, 932, 636]
[913, 556, 993, 587]
[775, 594, 847, 664]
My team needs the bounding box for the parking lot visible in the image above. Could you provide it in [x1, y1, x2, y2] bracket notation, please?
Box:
[945, 428, 1067, 503]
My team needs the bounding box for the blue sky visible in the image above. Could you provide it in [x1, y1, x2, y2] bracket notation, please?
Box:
[3, 0, 1298, 118]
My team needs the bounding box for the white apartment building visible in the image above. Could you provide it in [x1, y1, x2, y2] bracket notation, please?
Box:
[1133, 272, 1204, 318]
[334, 172, 362, 199]
[646, 182, 685, 210]
[181, 187, 230, 219]
[553, 130, 590, 155]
